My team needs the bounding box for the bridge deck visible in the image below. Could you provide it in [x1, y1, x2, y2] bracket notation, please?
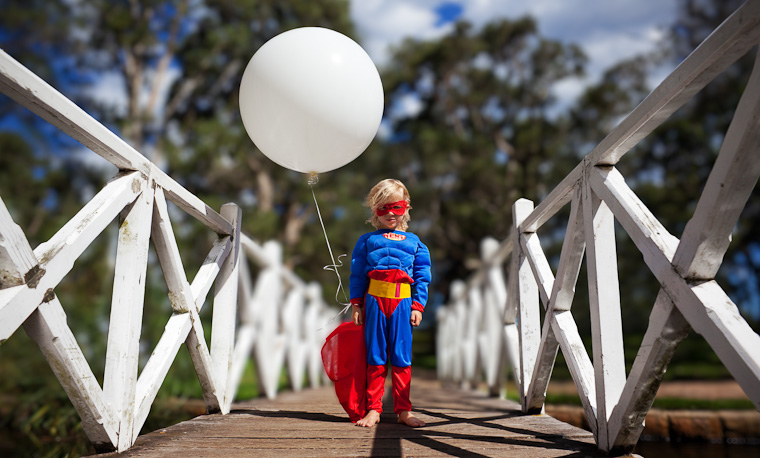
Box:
[96, 373, 607, 457]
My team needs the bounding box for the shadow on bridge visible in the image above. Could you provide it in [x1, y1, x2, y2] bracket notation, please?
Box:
[94, 372, 611, 458]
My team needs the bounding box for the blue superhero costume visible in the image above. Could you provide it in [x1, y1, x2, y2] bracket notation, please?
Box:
[349, 229, 432, 414]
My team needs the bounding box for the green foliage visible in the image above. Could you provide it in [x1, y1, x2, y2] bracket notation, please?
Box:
[375, 16, 587, 299]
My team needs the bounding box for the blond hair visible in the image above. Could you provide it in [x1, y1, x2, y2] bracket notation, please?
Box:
[364, 178, 412, 231]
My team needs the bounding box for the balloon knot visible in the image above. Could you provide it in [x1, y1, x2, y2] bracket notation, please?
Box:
[307, 172, 320, 186]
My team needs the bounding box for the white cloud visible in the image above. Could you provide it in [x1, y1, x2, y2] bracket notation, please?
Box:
[84, 70, 128, 117]
[551, 77, 586, 110]
[351, 0, 680, 103]
[391, 92, 425, 119]
[351, 0, 457, 68]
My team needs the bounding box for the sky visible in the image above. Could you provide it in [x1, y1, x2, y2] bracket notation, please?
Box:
[80, 0, 681, 126]
[350, 0, 680, 111]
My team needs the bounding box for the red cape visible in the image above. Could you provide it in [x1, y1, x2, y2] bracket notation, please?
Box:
[321, 321, 367, 422]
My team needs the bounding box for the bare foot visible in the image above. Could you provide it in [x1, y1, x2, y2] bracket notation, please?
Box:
[397, 410, 425, 427]
[356, 410, 380, 427]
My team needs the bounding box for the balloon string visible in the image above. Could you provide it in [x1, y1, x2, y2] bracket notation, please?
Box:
[309, 182, 352, 326]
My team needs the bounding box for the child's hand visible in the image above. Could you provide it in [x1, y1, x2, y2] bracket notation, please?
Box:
[410, 310, 422, 327]
[352, 305, 363, 326]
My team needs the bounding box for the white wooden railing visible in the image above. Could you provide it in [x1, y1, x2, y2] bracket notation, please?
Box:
[0, 50, 334, 452]
[437, 1, 760, 454]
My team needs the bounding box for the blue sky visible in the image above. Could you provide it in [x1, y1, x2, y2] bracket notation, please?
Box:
[350, 0, 679, 110]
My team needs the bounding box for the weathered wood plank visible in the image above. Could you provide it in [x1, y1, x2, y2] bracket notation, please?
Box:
[185, 307, 222, 413]
[549, 186, 586, 314]
[0, 196, 37, 289]
[513, 199, 540, 408]
[103, 185, 154, 452]
[582, 179, 625, 450]
[190, 235, 233, 309]
[133, 312, 193, 431]
[520, 232, 554, 308]
[502, 233, 522, 389]
[211, 203, 241, 412]
[151, 187, 195, 313]
[607, 290, 690, 453]
[23, 296, 120, 450]
[673, 47, 760, 279]
[526, 318, 560, 413]
[149, 186, 223, 417]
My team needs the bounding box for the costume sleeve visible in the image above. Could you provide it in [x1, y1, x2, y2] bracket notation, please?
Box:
[349, 234, 369, 307]
[411, 239, 432, 313]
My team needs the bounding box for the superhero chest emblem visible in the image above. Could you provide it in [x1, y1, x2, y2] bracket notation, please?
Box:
[383, 233, 406, 241]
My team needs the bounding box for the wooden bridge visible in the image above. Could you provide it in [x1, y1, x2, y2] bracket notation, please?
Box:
[1, 1, 760, 457]
[94, 372, 605, 458]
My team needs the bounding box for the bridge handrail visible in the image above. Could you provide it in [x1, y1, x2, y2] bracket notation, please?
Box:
[437, 0, 760, 454]
[0, 50, 335, 453]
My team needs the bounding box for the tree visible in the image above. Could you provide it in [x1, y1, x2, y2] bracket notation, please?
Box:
[618, 0, 760, 328]
[372, 18, 586, 299]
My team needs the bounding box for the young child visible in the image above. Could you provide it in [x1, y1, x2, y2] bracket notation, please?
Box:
[349, 178, 432, 428]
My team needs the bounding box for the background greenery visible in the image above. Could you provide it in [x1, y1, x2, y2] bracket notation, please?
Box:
[0, 0, 758, 456]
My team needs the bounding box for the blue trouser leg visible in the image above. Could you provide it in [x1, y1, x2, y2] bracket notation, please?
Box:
[364, 294, 387, 366]
[364, 294, 413, 367]
[389, 297, 412, 367]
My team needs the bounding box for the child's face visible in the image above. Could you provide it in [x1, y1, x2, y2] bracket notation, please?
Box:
[376, 192, 407, 230]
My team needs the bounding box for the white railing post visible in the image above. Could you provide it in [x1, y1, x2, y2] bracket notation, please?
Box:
[305, 282, 326, 388]
[582, 169, 626, 449]
[0, 196, 36, 289]
[502, 233, 522, 395]
[253, 241, 286, 399]
[512, 198, 540, 412]
[451, 280, 467, 386]
[211, 203, 242, 414]
[480, 237, 508, 396]
[465, 283, 483, 387]
[283, 285, 306, 392]
[103, 182, 154, 452]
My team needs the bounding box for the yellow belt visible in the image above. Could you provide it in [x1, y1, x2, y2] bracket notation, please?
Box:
[367, 279, 411, 299]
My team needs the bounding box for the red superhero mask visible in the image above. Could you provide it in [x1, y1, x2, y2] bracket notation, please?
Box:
[376, 200, 408, 216]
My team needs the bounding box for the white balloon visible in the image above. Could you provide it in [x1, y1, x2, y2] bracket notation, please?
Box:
[239, 27, 384, 174]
